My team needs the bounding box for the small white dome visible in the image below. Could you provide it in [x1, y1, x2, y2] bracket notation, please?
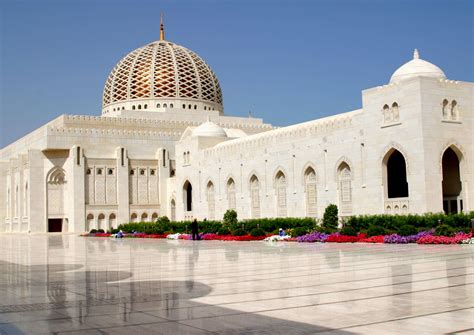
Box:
[390, 49, 446, 84]
[192, 121, 227, 137]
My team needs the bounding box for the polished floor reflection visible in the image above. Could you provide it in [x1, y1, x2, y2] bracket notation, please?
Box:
[0, 234, 473, 334]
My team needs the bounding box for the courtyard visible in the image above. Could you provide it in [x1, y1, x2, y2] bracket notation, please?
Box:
[0, 234, 472, 334]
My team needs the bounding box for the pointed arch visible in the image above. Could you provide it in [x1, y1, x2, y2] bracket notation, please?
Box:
[226, 177, 236, 210]
[183, 180, 193, 212]
[441, 144, 464, 213]
[334, 157, 354, 182]
[382, 147, 409, 199]
[379, 142, 410, 173]
[337, 161, 352, 215]
[206, 180, 215, 219]
[304, 166, 317, 217]
[300, 162, 317, 185]
[249, 174, 260, 218]
[274, 170, 287, 217]
[47, 167, 66, 184]
[272, 166, 289, 188]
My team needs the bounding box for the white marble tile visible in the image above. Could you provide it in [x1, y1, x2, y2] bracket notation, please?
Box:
[0, 234, 473, 334]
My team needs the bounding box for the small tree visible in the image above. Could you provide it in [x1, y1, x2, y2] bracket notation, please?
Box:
[223, 209, 238, 227]
[323, 204, 339, 230]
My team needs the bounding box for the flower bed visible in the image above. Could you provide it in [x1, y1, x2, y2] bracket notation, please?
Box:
[296, 231, 329, 243]
[417, 232, 472, 244]
[358, 235, 385, 243]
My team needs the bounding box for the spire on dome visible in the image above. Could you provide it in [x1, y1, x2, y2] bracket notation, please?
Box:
[413, 48, 419, 59]
[160, 13, 165, 40]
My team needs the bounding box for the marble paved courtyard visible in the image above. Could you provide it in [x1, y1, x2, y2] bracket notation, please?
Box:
[0, 234, 473, 334]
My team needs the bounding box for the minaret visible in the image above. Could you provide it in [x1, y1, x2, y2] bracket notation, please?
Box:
[160, 13, 165, 41]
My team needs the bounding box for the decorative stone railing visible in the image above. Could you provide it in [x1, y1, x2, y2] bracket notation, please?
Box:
[384, 198, 409, 214]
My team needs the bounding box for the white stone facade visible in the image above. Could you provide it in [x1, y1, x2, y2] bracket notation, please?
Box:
[1, 41, 472, 233]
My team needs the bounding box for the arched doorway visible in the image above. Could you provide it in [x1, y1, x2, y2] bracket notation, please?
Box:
[141, 213, 148, 222]
[384, 149, 409, 198]
[151, 212, 158, 221]
[98, 214, 105, 230]
[442, 147, 462, 213]
[86, 214, 94, 232]
[131, 213, 138, 223]
[109, 213, 116, 229]
[47, 167, 67, 232]
[183, 181, 192, 212]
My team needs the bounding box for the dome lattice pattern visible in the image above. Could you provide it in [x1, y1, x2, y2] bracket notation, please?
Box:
[103, 41, 223, 109]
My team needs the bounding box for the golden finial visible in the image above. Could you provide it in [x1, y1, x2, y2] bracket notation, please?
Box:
[160, 13, 165, 41]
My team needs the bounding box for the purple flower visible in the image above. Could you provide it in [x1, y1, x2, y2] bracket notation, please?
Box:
[297, 231, 329, 242]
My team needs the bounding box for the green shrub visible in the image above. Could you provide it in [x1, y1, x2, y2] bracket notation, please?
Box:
[323, 204, 339, 230]
[397, 224, 417, 236]
[291, 227, 308, 237]
[435, 224, 455, 237]
[223, 209, 238, 226]
[366, 225, 387, 237]
[249, 227, 266, 237]
[217, 226, 231, 235]
[340, 226, 357, 236]
[232, 228, 247, 236]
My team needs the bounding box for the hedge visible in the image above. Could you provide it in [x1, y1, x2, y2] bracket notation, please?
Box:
[116, 217, 317, 235]
[346, 212, 474, 232]
[114, 212, 473, 236]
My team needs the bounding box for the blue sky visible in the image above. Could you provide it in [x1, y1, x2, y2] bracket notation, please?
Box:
[1, 0, 472, 147]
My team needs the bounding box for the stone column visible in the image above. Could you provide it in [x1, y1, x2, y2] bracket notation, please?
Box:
[28, 150, 46, 232]
[67, 146, 85, 233]
[116, 147, 130, 225]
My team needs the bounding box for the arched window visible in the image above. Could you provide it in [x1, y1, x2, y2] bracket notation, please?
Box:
[98, 214, 105, 230]
[275, 171, 287, 217]
[144, 104, 148, 109]
[194, 105, 197, 110]
[151, 212, 158, 221]
[383, 104, 390, 123]
[442, 99, 449, 119]
[132, 105, 136, 110]
[170, 199, 176, 221]
[450, 100, 458, 120]
[157, 103, 161, 108]
[138, 104, 142, 110]
[392, 102, 399, 122]
[207, 181, 215, 219]
[227, 178, 236, 210]
[337, 163, 352, 215]
[131, 213, 138, 223]
[163, 103, 167, 108]
[170, 103, 174, 108]
[204, 106, 207, 111]
[384, 150, 409, 198]
[182, 104, 186, 109]
[250, 175, 260, 218]
[141, 213, 148, 222]
[442, 147, 462, 214]
[304, 167, 317, 217]
[183, 181, 192, 212]
[188, 104, 192, 109]
[109, 213, 116, 229]
[122, 106, 125, 110]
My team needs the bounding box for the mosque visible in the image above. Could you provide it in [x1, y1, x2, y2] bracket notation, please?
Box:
[1, 22, 472, 233]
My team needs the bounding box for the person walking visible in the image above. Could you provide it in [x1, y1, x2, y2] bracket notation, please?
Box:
[191, 219, 199, 240]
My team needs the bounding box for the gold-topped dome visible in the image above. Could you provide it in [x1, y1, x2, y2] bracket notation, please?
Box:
[102, 24, 223, 116]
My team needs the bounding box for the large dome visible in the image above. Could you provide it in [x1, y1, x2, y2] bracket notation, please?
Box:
[390, 49, 446, 84]
[102, 38, 223, 116]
